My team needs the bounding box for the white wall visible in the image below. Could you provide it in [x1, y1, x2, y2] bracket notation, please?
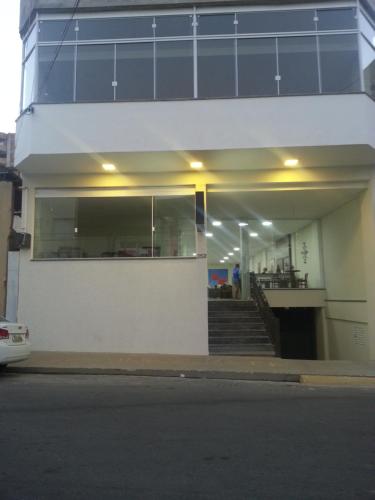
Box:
[18, 256, 208, 355]
[16, 94, 375, 165]
[292, 221, 323, 288]
[321, 195, 369, 361]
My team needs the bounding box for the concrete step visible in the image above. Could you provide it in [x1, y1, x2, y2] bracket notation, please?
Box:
[210, 344, 276, 356]
[208, 327, 268, 338]
[208, 322, 265, 330]
[208, 301, 257, 312]
[208, 312, 262, 319]
[209, 336, 271, 345]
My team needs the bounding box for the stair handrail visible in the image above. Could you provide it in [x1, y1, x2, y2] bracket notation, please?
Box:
[249, 272, 281, 356]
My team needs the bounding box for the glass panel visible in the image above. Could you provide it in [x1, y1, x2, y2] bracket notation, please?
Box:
[76, 45, 115, 102]
[155, 15, 193, 37]
[319, 34, 361, 93]
[78, 17, 154, 40]
[38, 45, 74, 103]
[116, 43, 154, 100]
[34, 197, 153, 259]
[197, 14, 235, 35]
[153, 196, 196, 257]
[361, 36, 375, 98]
[278, 36, 319, 95]
[317, 8, 357, 30]
[198, 39, 235, 98]
[156, 41, 194, 99]
[237, 38, 277, 97]
[38, 20, 76, 42]
[360, 11, 375, 45]
[237, 10, 316, 34]
[22, 49, 36, 109]
[24, 24, 37, 59]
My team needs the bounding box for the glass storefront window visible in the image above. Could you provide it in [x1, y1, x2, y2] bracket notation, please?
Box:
[237, 10, 316, 34]
[237, 38, 278, 97]
[155, 15, 193, 37]
[116, 43, 154, 101]
[156, 41, 194, 99]
[78, 17, 154, 40]
[361, 36, 375, 98]
[38, 45, 75, 103]
[197, 14, 235, 35]
[153, 196, 196, 257]
[278, 36, 319, 95]
[319, 34, 361, 93]
[38, 19, 76, 42]
[34, 195, 196, 259]
[22, 49, 36, 109]
[198, 39, 236, 98]
[76, 44, 115, 102]
[317, 8, 357, 31]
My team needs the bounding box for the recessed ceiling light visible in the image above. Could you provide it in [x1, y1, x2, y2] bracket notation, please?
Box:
[220, 260, 225, 263]
[250, 232, 259, 237]
[193, 253, 197, 256]
[212, 221, 222, 227]
[224, 256, 229, 260]
[228, 252, 234, 256]
[262, 221, 272, 227]
[234, 247, 240, 251]
[190, 161, 203, 169]
[102, 163, 117, 172]
[238, 222, 248, 227]
[205, 232, 213, 238]
[284, 158, 299, 167]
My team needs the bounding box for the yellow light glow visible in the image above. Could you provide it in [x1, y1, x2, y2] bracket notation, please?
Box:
[102, 163, 117, 172]
[190, 161, 203, 169]
[284, 159, 299, 167]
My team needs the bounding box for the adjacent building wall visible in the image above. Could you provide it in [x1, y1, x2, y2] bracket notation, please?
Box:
[0, 183, 12, 315]
[321, 195, 369, 361]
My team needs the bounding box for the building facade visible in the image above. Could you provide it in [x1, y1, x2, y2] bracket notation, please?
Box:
[0, 133, 16, 316]
[16, 0, 375, 359]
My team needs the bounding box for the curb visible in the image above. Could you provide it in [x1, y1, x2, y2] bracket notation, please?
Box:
[300, 375, 375, 386]
[5, 366, 300, 383]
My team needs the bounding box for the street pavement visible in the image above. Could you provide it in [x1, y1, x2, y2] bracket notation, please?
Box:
[0, 373, 374, 500]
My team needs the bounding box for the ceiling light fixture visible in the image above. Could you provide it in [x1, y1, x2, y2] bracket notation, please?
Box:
[238, 222, 248, 227]
[190, 161, 203, 169]
[212, 220, 222, 227]
[220, 260, 225, 263]
[102, 163, 117, 172]
[228, 252, 234, 256]
[224, 256, 229, 260]
[205, 232, 213, 238]
[250, 232, 259, 237]
[284, 158, 299, 167]
[234, 247, 240, 251]
[262, 221, 272, 227]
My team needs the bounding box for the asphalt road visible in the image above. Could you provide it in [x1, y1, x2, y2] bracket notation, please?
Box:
[0, 373, 374, 500]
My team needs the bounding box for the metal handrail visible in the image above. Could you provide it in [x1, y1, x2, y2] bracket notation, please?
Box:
[249, 272, 281, 356]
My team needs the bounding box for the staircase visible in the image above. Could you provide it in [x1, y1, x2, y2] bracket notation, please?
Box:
[208, 300, 276, 356]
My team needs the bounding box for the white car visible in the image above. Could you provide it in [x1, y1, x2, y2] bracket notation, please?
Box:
[0, 315, 31, 367]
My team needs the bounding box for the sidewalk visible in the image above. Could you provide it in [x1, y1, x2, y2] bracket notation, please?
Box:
[7, 351, 375, 386]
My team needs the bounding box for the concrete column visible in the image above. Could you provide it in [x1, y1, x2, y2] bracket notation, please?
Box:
[360, 173, 375, 360]
[240, 227, 250, 300]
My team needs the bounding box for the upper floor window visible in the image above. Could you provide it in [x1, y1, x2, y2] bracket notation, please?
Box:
[21, 6, 365, 109]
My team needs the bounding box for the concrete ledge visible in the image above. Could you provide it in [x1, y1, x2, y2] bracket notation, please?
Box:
[300, 375, 375, 386]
